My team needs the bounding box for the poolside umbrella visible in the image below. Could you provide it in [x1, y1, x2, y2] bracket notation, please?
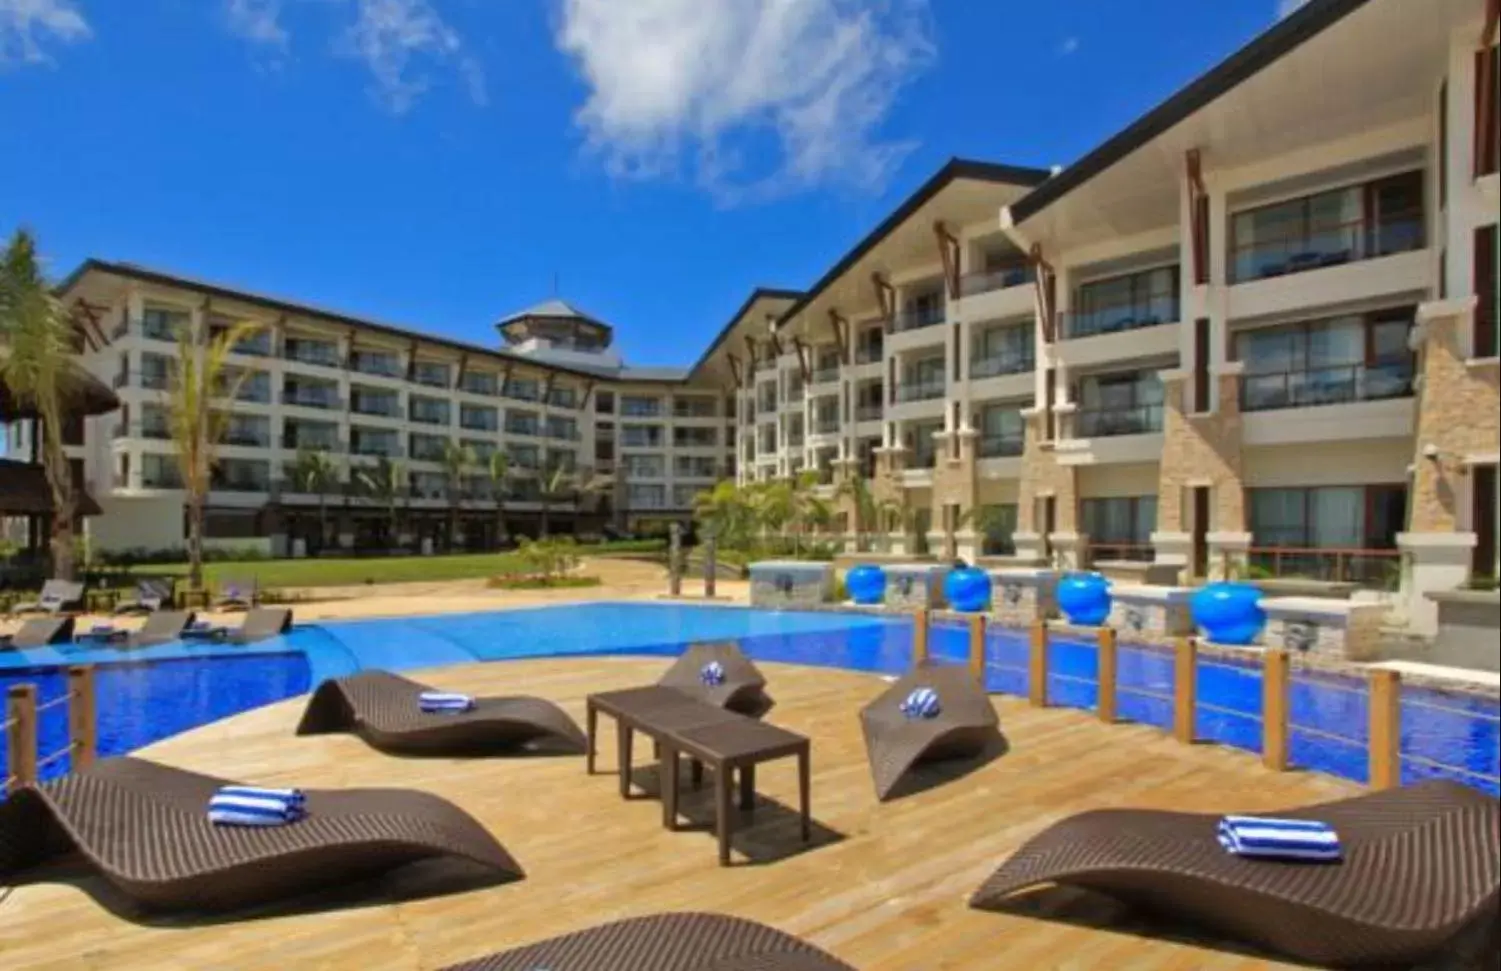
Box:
[0, 361, 121, 420]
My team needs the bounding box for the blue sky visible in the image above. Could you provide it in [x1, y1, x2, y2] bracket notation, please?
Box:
[2, 0, 1303, 368]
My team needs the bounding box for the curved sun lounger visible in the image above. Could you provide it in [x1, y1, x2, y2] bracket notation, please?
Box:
[439, 912, 859, 971]
[125, 610, 196, 649]
[859, 663, 1000, 801]
[295, 670, 587, 755]
[1, 615, 77, 649]
[968, 780, 1501, 969]
[0, 756, 523, 913]
[659, 642, 775, 717]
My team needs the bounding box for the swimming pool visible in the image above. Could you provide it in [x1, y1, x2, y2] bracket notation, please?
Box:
[2, 603, 1496, 795]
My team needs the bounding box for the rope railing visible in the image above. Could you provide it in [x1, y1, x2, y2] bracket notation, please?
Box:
[906, 611, 1499, 794]
[3, 666, 97, 796]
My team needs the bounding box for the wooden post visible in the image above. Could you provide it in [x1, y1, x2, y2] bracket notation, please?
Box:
[703, 529, 717, 599]
[67, 665, 97, 772]
[967, 614, 986, 684]
[1096, 627, 1118, 724]
[6, 684, 37, 793]
[1262, 648, 1290, 772]
[667, 522, 683, 597]
[1368, 668, 1402, 790]
[911, 608, 929, 667]
[1173, 636, 1197, 745]
[1028, 620, 1048, 707]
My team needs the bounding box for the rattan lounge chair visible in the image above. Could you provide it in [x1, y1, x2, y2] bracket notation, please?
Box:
[659, 642, 775, 717]
[968, 780, 1501, 969]
[214, 577, 258, 611]
[0, 615, 76, 649]
[296, 670, 587, 755]
[12, 579, 85, 615]
[126, 610, 196, 648]
[439, 912, 858, 971]
[859, 663, 1000, 801]
[230, 606, 292, 643]
[0, 756, 523, 913]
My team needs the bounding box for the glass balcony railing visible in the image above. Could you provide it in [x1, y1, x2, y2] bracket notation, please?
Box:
[1239, 361, 1414, 412]
[959, 264, 1033, 297]
[211, 477, 271, 493]
[895, 380, 946, 403]
[891, 305, 946, 333]
[978, 435, 1024, 458]
[970, 351, 1034, 379]
[351, 396, 401, 418]
[222, 429, 270, 448]
[505, 420, 541, 437]
[349, 353, 404, 379]
[141, 371, 172, 391]
[1074, 404, 1164, 438]
[409, 408, 451, 426]
[1230, 210, 1424, 284]
[1061, 298, 1180, 339]
[855, 403, 883, 422]
[854, 342, 883, 364]
[282, 433, 342, 451]
[283, 343, 341, 369]
[281, 388, 341, 410]
[350, 439, 403, 458]
[811, 366, 840, 385]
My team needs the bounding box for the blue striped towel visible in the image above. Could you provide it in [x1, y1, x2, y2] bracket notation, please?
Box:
[419, 691, 475, 713]
[1217, 815, 1341, 862]
[899, 687, 941, 719]
[208, 785, 307, 827]
[699, 661, 727, 686]
[183, 622, 226, 639]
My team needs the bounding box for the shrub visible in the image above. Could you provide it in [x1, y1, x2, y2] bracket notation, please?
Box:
[487, 575, 602, 591]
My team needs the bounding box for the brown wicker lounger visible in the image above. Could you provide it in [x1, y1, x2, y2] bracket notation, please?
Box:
[969, 780, 1501, 968]
[439, 912, 858, 971]
[659, 642, 774, 717]
[859, 663, 1000, 801]
[126, 610, 196, 648]
[0, 756, 523, 913]
[296, 670, 587, 755]
[1, 615, 76, 649]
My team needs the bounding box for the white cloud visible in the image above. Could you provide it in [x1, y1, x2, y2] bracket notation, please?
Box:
[1276, 0, 1311, 18]
[0, 0, 90, 67]
[1058, 36, 1079, 56]
[221, 0, 486, 112]
[555, 0, 936, 202]
[224, 0, 289, 50]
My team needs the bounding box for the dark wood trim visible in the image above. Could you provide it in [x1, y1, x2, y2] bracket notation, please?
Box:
[727, 353, 744, 388]
[872, 273, 896, 329]
[933, 221, 961, 299]
[455, 351, 469, 390]
[1193, 317, 1211, 412]
[580, 379, 596, 411]
[1029, 246, 1058, 342]
[744, 335, 759, 373]
[791, 337, 811, 383]
[828, 309, 850, 364]
[1477, 224, 1498, 358]
[405, 339, 418, 380]
[1186, 149, 1209, 286]
[1478, 42, 1500, 178]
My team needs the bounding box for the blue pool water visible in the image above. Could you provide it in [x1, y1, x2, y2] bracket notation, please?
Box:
[1, 603, 1496, 796]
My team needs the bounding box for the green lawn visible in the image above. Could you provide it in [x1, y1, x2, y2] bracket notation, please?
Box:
[145, 552, 535, 590]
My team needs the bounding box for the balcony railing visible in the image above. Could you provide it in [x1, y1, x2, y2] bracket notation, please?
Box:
[503, 385, 541, 403]
[141, 424, 172, 441]
[282, 435, 343, 452]
[891, 306, 945, 333]
[1245, 545, 1401, 589]
[620, 404, 662, 418]
[895, 380, 946, 403]
[350, 440, 404, 459]
[505, 421, 541, 438]
[544, 425, 580, 441]
[112, 372, 130, 389]
[281, 389, 341, 410]
[1230, 210, 1424, 284]
[1061, 298, 1180, 339]
[854, 342, 884, 364]
[620, 435, 663, 449]
[460, 376, 499, 396]
[1240, 361, 1414, 412]
[141, 372, 171, 391]
[212, 478, 271, 493]
[673, 433, 718, 448]
[349, 355, 404, 379]
[1075, 404, 1163, 438]
[970, 351, 1034, 380]
[213, 332, 273, 357]
[222, 431, 270, 448]
[811, 367, 840, 385]
[409, 410, 451, 426]
[812, 419, 840, 435]
[460, 419, 499, 433]
[141, 472, 184, 489]
[855, 403, 883, 422]
[351, 398, 401, 418]
[959, 264, 1033, 297]
[235, 384, 272, 404]
[1087, 543, 1155, 564]
[978, 435, 1024, 458]
[283, 345, 342, 369]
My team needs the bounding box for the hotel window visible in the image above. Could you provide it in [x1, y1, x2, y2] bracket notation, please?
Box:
[284, 336, 341, 368]
[412, 361, 451, 388]
[672, 485, 699, 508]
[898, 356, 945, 402]
[504, 411, 540, 437]
[506, 376, 541, 402]
[544, 416, 579, 440]
[623, 454, 665, 479]
[350, 349, 402, 378]
[1235, 309, 1415, 412]
[141, 307, 188, 341]
[1081, 497, 1157, 561]
[408, 433, 447, 461]
[141, 453, 183, 488]
[620, 424, 663, 448]
[855, 327, 884, 363]
[460, 404, 498, 432]
[460, 371, 498, 395]
[1074, 371, 1164, 437]
[673, 426, 717, 448]
[545, 449, 576, 473]
[409, 396, 450, 425]
[628, 484, 666, 508]
[1248, 485, 1406, 586]
[1229, 170, 1424, 283]
[904, 420, 943, 468]
[674, 455, 717, 478]
[223, 413, 270, 447]
[463, 439, 496, 461]
[595, 390, 615, 414]
[976, 404, 1024, 458]
[141, 352, 174, 390]
[620, 395, 662, 417]
[971, 323, 1035, 378]
[1067, 265, 1179, 338]
[547, 386, 578, 409]
[1477, 43, 1499, 177]
[508, 444, 540, 470]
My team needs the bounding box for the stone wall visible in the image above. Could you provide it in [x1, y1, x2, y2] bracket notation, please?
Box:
[1409, 314, 1500, 533]
[1155, 368, 1246, 535]
[1259, 597, 1389, 662]
[748, 562, 833, 609]
[884, 564, 947, 610]
[988, 568, 1056, 626]
[1017, 407, 1079, 554]
[1107, 586, 1196, 645]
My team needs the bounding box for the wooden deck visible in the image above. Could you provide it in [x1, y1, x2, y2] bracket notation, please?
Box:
[0, 657, 1362, 971]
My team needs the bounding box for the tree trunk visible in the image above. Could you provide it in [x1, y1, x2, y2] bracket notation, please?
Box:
[449, 502, 459, 552]
[187, 493, 205, 589]
[388, 500, 398, 552]
[318, 496, 328, 555]
[540, 502, 551, 538]
[40, 433, 76, 580]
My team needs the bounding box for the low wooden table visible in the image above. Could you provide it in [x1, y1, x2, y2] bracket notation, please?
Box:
[586, 686, 736, 797]
[661, 719, 811, 866]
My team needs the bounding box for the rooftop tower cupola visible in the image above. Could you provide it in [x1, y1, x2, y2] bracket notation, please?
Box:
[494, 298, 623, 372]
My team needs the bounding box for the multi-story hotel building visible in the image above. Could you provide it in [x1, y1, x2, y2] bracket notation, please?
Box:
[10, 0, 1498, 633]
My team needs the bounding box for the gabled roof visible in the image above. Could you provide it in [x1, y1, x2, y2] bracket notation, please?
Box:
[774, 157, 1051, 327]
[686, 286, 805, 377]
[1008, 0, 1374, 225]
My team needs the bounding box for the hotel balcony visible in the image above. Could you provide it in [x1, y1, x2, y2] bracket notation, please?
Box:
[1240, 361, 1416, 447]
[281, 388, 342, 411]
[957, 264, 1035, 322]
[1055, 299, 1181, 370]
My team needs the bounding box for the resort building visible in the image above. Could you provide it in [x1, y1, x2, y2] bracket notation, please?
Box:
[10, 0, 1498, 634]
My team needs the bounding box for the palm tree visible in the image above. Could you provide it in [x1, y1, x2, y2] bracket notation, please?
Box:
[537, 461, 572, 538]
[438, 440, 474, 551]
[485, 450, 511, 548]
[834, 474, 877, 551]
[354, 455, 405, 550]
[693, 479, 753, 549]
[158, 304, 262, 589]
[287, 448, 340, 555]
[0, 230, 83, 579]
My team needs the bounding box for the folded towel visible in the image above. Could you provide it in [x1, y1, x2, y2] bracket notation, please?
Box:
[419, 691, 475, 713]
[900, 687, 941, 719]
[1217, 815, 1341, 861]
[699, 661, 726, 687]
[208, 787, 306, 827]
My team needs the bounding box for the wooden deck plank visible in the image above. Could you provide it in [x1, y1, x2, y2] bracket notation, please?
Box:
[0, 657, 1361, 971]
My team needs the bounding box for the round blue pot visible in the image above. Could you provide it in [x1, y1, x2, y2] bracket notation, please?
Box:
[1057, 572, 1112, 626]
[943, 566, 991, 612]
[845, 564, 886, 605]
[1190, 581, 1267, 646]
